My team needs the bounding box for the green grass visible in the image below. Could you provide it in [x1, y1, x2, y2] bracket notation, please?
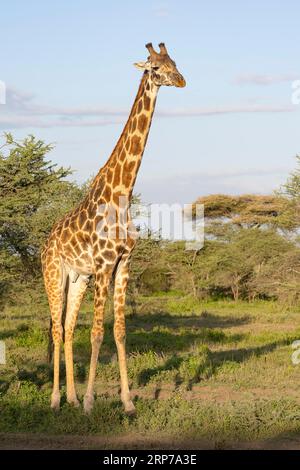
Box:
[1, 293, 300, 448]
[2, 383, 300, 445]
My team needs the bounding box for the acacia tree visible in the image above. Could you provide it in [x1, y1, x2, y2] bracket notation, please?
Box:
[280, 156, 300, 200]
[248, 241, 300, 305]
[189, 188, 300, 301]
[193, 193, 298, 232]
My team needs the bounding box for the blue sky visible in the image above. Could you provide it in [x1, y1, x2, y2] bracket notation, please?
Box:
[0, 0, 299, 203]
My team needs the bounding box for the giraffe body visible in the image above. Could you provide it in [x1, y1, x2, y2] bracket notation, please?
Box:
[42, 43, 185, 414]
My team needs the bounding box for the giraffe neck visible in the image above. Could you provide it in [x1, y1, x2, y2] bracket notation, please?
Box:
[92, 71, 159, 202]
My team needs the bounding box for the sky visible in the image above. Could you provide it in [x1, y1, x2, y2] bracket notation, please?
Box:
[0, 0, 299, 203]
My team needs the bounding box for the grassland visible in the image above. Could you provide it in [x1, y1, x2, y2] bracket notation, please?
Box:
[1, 290, 300, 449]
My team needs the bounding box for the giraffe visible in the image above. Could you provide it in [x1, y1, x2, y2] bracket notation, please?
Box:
[41, 42, 186, 415]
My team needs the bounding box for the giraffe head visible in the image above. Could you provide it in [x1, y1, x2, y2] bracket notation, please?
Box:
[134, 43, 186, 88]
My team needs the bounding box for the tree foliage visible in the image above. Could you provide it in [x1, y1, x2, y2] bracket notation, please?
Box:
[280, 155, 300, 200]
[0, 134, 84, 295]
[193, 193, 298, 230]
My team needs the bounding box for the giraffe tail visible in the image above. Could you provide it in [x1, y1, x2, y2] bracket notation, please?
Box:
[61, 275, 69, 344]
[47, 275, 69, 363]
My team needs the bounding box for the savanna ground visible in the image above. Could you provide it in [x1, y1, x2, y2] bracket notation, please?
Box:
[1, 290, 300, 450]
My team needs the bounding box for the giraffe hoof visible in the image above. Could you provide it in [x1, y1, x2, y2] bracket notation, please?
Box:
[67, 397, 80, 408]
[124, 401, 136, 416]
[50, 392, 61, 411]
[83, 394, 94, 414]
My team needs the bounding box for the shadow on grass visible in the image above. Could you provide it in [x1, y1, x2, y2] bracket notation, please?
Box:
[126, 328, 245, 354]
[74, 313, 247, 356]
[0, 324, 30, 340]
[137, 337, 295, 390]
[0, 380, 11, 395]
[16, 359, 88, 389]
[17, 363, 53, 387]
[211, 338, 293, 366]
[126, 311, 251, 331]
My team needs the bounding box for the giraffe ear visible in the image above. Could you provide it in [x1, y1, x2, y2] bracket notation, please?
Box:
[134, 61, 151, 71]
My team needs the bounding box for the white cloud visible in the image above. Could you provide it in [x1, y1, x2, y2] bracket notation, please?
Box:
[0, 115, 123, 129]
[0, 87, 125, 129]
[235, 73, 299, 86]
[0, 85, 296, 130]
[158, 104, 295, 116]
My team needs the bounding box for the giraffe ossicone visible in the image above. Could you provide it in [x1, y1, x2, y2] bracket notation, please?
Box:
[41, 43, 186, 414]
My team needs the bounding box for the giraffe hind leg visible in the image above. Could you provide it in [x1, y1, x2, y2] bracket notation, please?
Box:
[43, 251, 67, 410]
[113, 257, 135, 415]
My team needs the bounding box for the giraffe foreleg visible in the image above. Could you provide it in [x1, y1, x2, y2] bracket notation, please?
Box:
[113, 257, 135, 415]
[84, 268, 111, 414]
[64, 273, 89, 407]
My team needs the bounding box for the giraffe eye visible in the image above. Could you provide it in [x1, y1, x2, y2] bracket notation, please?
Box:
[152, 66, 159, 71]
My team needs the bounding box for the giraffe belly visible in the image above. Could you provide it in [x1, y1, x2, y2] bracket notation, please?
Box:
[60, 246, 95, 277]
[63, 258, 94, 276]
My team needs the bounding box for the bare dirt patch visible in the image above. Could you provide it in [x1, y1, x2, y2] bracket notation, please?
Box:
[1, 432, 300, 450]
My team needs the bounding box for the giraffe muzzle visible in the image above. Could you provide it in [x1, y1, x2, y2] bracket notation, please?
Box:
[174, 74, 186, 88]
[176, 78, 186, 88]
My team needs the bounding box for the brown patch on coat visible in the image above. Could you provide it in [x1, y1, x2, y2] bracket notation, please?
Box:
[144, 94, 151, 111]
[132, 117, 137, 133]
[138, 114, 148, 133]
[129, 135, 141, 155]
[113, 164, 121, 186]
[137, 99, 143, 114]
[107, 168, 113, 184]
[103, 249, 115, 262]
[103, 185, 112, 200]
